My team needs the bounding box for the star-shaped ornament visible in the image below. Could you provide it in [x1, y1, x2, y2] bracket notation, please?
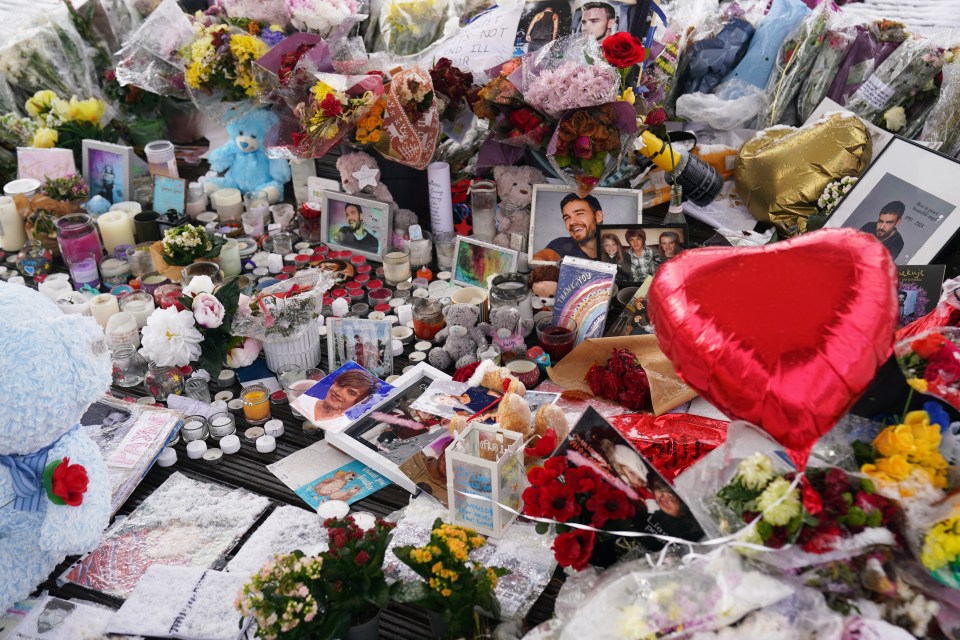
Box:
[352, 165, 380, 190]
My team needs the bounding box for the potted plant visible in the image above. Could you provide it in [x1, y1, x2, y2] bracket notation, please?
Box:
[393, 519, 509, 639]
[149, 224, 226, 281]
[317, 516, 396, 640]
[236, 550, 327, 639]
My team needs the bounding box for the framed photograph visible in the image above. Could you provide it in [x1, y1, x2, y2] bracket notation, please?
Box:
[81, 140, 133, 205]
[326, 317, 393, 379]
[320, 190, 391, 263]
[529, 184, 642, 265]
[824, 137, 960, 265]
[325, 363, 452, 496]
[596, 223, 688, 286]
[289, 361, 394, 434]
[452, 236, 519, 288]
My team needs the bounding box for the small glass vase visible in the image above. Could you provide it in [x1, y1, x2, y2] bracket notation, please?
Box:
[111, 344, 148, 387]
[144, 363, 185, 401]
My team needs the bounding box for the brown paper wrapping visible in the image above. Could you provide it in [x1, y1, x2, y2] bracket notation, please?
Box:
[734, 112, 872, 235]
[14, 194, 87, 256]
[148, 241, 218, 282]
[546, 335, 697, 416]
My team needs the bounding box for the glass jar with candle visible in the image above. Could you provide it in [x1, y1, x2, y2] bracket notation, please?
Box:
[270, 231, 295, 256]
[208, 411, 236, 438]
[490, 273, 534, 336]
[406, 231, 433, 268]
[56, 214, 103, 265]
[241, 383, 271, 425]
[184, 376, 211, 403]
[383, 246, 412, 286]
[241, 208, 265, 237]
[99, 257, 131, 287]
[180, 415, 208, 442]
[214, 188, 244, 222]
[244, 190, 269, 217]
[0, 195, 27, 252]
[154, 283, 184, 309]
[270, 203, 295, 229]
[470, 180, 497, 242]
[66, 252, 101, 290]
[297, 202, 323, 243]
[412, 298, 445, 341]
[139, 272, 172, 295]
[144, 363, 184, 401]
[217, 237, 242, 277]
[111, 344, 148, 387]
[181, 262, 223, 287]
[120, 290, 156, 328]
[15, 241, 52, 278]
[144, 140, 179, 178]
[125, 243, 156, 278]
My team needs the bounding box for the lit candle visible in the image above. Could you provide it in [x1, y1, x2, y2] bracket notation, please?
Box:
[218, 238, 241, 277]
[97, 211, 136, 255]
[120, 291, 155, 328]
[241, 384, 271, 425]
[99, 257, 131, 287]
[0, 196, 26, 252]
[89, 293, 120, 328]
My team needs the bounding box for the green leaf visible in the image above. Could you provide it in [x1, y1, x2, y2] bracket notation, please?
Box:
[756, 519, 773, 541]
[535, 522, 549, 535]
[852, 441, 878, 467]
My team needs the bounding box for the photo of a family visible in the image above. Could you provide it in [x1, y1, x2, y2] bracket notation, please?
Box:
[290, 362, 393, 433]
[596, 224, 687, 285]
[326, 317, 392, 379]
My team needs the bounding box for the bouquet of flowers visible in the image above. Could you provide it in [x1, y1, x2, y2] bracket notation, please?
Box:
[180, 23, 270, 102]
[817, 176, 857, 215]
[160, 224, 226, 267]
[393, 518, 509, 639]
[139, 275, 241, 374]
[232, 268, 334, 340]
[290, 74, 382, 158]
[798, 22, 857, 121]
[920, 502, 960, 589]
[236, 551, 325, 638]
[920, 53, 960, 158]
[896, 329, 960, 412]
[826, 20, 907, 107]
[470, 59, 554, 151]
[287, 0, 364, 38]
[429, 58, 474, 122]
[40, 174, 89, 203]
[585, 348, 651, 411]
[377, 0, 446, 56]
[856, 409, 949, 497]
[374, 67, 441, 170]
[522, 49, 620, 119]
[523, 456, 642, 571]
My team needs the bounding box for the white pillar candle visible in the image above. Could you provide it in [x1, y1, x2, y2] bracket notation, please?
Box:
[110, 202, 142, 237]
[89, 293, 120, 328]
[218, 237, 241, 277]
[97, 211, 137, 255]
[56, 292, 90, 315]
[38, 275, 73, 302]
[0, 196, 26, 252]
[397, 303, 414, 326]
[120, 293, 155, 328]
[105, 312, 141, 349]
[214, 188, 243, 222]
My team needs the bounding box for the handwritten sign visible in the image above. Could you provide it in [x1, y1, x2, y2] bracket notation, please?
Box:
[421, 6, 523, 75]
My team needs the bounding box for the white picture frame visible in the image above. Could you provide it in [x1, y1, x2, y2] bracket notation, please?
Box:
[320, 190, 392, 263]
[81, 140, 134, 206]
[451, 235, 520, 288]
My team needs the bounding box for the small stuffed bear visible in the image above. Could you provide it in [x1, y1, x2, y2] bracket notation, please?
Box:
[428, 304, 487, 371]
[336, 151, 420, 245]
[530, 265, 560, 313]
[480, 307, 531, 357]
[205, 109, 292, 203]
[468, 359, 526, 396]
[492, 165, 546, 252]
[0, 283, 111, 613]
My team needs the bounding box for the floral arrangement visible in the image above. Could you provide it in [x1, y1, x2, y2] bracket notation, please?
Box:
[39, 174, 89, 202]
[103, 69, 166, 144]
[2, 90, 114, 156]
[550, 102, 636, 194]
[277, 43, 314, 87]
[181, 24, 270, 101]
[921, 507, 960, 588]
[160, 224, 226, 266]
[817, 176, 857, 215]
[393, 518, 508, 639]
[856, 409, 948, 496]
[353, 97, 385, 145]
[469, 58, 523, 122]
[523, 61, 619, 119]
[896, 330, 960, 411]
[718, 453, 898, 553]
[429, 58, 473, 121]
[292, 80, 378, 156]
[523, 456, 641, 570]
[287, 0, 361, 38]
[232, 269, 332, 339]
[378, 0, 446, 56]
[585, 348, 650, 410]
[394, 70, 435, 119]
[236, 550, 325, 639]
[308, 516, 396, 638]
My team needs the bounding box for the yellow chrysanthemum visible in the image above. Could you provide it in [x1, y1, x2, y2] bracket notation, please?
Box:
[441, 588, 452, 597]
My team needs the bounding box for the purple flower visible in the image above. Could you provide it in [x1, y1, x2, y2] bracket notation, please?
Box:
[261, 27, 285, 47]
[574, 136, 592, 159]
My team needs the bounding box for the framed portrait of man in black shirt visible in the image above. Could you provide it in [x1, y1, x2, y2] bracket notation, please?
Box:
[321, 191, 393, 263]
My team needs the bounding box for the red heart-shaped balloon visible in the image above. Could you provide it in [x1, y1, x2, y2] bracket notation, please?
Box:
[648, 229, 897, 470]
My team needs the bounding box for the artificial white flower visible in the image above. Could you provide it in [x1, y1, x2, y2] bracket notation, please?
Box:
[227, 336, 262, 368]
[756, 477, 801, 527]
[884, 106, 907, 132]
[734, 452, 775, 490]
[139, 307, 204, 367]
[192, 292, 225, 329]
[184, 274, 215, 296]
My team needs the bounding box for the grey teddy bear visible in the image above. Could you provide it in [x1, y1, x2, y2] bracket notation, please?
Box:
[479, 307, 532, 359]
[428, 304, 488, 371]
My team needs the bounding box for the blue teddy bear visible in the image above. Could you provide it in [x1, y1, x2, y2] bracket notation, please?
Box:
[205, 109, 292, 204]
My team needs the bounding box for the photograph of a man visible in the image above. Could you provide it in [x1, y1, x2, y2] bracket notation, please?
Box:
[579, 1, 617, 40]
[860, 200, 905, 259]
[333, 203, 380, 254]
[535, 193, 604, 261]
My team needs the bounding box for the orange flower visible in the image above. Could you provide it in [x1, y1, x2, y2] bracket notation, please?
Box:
[912, 333, 947, 359]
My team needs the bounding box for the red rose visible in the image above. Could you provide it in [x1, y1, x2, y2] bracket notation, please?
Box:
[587, 486, 635, 528]
[925, 360, 960, 384]
[586, 365, 620, 400]
[553, 529, 595, 571]
[601, 32, 648, 69]
[798, 522, 842, 554]
[912, 333, 947, 359]
[320, 92, 343, 118]
[46, 457, 88, 507]
[509, 108, 542, 133]
[645, 107, 667, 126]
[355, 550, 371, 565]
[537, 482, 581, 523]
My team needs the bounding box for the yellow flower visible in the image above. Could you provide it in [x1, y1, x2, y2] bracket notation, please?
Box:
[875, 455, 912, 481]
[53, 96, 106, 125]
[910, 422, 942, 454]
[873, 424, 915, 458]
[311, 81, 337, 103]
[30, 127, 58, 148]
[907, 378, 928, 393]
[620, 87, 635, 105]
[25, 90, 58, 117]
[755, 477, 801, 527]
[860, 463, 892, 485]
[469, 536, 484, 550]
[431, 561, 444, 575]
[441, 588, 452, 597]
[229, 34, 268, 62]
[486, 568, 498, 589]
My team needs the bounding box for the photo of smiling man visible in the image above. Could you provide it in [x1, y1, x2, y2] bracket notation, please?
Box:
[530, 185, 642, 264]
[291, 362, 394, 434]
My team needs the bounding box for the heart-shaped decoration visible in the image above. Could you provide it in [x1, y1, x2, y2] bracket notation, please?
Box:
[647, 229, 897, 470]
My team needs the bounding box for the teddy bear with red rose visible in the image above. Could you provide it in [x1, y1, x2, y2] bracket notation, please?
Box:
[0, 283, 111, 612]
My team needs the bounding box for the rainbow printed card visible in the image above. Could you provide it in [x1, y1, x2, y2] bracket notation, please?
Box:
[552, 256, 617, 345]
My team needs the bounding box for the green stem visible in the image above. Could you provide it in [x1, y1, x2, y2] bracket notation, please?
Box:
[900, 386, 914, 424]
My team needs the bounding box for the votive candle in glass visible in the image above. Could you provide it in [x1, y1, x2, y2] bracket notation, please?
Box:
[383, 246, 412, 286]
[412, 298, 445, 341]
[214, 188, 244, 222]
[406, 231, 433, 268]
[56, 214, 103, 266]
[99, 257, 131, 287]
[125, 242, 156, 278]
[66, 252, 100, 290]
[120, 290, 155, 328]
[241, 383, 271, 425]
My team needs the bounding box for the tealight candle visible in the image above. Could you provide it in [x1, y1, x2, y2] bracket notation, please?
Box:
[241, 384, 271, 425]
[316, 499, 350, 520]
[256, 434, 276, 453]
[156, 447, 177, 467]
[220, 434, 241, 454]
[208, 412, 236, 438]
[89, 293, 120, 328]
[186, 440, 207, 459]
[351, 511, 377, 531]
[331, 297, 349, 317]
[202, 448, 223, 465]
[391, 339, 403, 356]
[264, 419, 284, 438]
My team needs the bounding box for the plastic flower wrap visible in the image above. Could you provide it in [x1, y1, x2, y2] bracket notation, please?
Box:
[373, 67, 442, 170]
[920, 501, 960, 589]
[221, 0, 292, 27]
[180, 23, 270, 106]
[288, 73, 383, 158]
[797, 17, 857, 121]
[287, 0, 366, 38]
[761, 5, 830, 128]
[826, 20, 907, 107]
[113, 0, 196, 98]
[896, 329, 960, 412]
[232, 268, 335, 339]
[919, 54, 960, 158]
[378, 0, 447, 56]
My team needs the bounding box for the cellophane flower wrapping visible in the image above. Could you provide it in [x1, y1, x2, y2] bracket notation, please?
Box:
[113, 0, 195, 98]
[826, 20, 907, 106]
[0, 8, 102, 102]
[231, 268, 335, 340]
[797, 12, 858, 122]
[373, 66, 443, 170]
[378, 0, 447, 56]
[919, 57, 960, 158]
[222, 0, 292, 27]
[287, 0, 366, 39]
[895, 327, 960, 412]
[760, 4, 831, 128]
[845, 34, 947, 127]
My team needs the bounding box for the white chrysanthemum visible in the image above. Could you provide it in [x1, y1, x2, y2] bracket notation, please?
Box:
[756, 477, 801, 527]
[139, 307, 203, 367]
[734, 452, 775, 490]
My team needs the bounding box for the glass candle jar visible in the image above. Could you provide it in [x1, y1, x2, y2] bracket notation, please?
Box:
[412, 298, 445, 341]
[208, 411, 236, 438]
[120, 290, 156, 328]
[125, 242, 156, 278]
[66, 252, 101, 290]
[140, 272, 171, 295]
[241, 383, 271, 425]
[99, 257, 131, 287]
[406, 231, 433, 268]
[383, 246, 412, 286]
[214, 188, 244, 222]
[56, 214, 103, 266]
[144, 364, 184, 401]
[154, 283, 184, 309]
[271, 203, 295, 229]
[470, 180, 497, 242]
[184, 376, 211, 403]
[298, 202, 323, 243]
[241, 208, 265, 237]
[180, 415, 209, 442]
[270, 231, 295, 257]
[111, 344, 148, 387]
[490, 273, 534, 334]
[244, 190, 269, 219]
[15, 241, 52, 278]
[181, 261, 223, 287]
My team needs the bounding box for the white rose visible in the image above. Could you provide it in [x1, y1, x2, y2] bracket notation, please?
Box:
[192, 292, 225, 329]
[184, 274, 215, 296]
[883, 106, 907, 132]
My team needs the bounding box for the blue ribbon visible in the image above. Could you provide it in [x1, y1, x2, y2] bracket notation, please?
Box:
[0, 443, 55, 512]
[644, 2, 669, 63]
